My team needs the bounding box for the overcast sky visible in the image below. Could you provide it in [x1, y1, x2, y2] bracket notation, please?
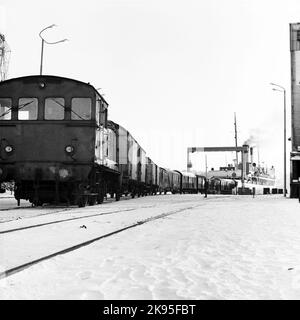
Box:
[0, 0, 298, 182]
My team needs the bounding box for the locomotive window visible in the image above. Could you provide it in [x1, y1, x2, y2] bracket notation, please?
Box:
[0, 98, 12, 120]
[18, 98, 38, 120]
[71, 98, 91, 120]
[45, 98, 65, 120]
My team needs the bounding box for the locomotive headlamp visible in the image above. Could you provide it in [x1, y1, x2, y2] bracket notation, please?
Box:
[5, 145, 13, 153]
[65, 145, 74, 153]
[59, 168, 69, 179]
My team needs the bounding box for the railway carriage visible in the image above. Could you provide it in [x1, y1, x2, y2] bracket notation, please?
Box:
[158, 167, 170, 194]
[175, 171, 198, 194]
[196, 175, 206, 194]
[207, 177, 236, 194]
[220, 178, 236, 194]
[207, 177, 221, 194]
[168, 170, 181, 194]
[145, 157, 159, 195]
[107, 120, 147, 197]
[138, 145, 147, 194]
[0, 75, 120, 206]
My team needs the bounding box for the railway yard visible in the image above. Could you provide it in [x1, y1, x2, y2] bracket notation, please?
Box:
[1, 192, 300, 299]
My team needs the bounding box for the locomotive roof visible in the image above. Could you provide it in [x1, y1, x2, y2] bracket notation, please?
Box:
[0, 74, 109, 105]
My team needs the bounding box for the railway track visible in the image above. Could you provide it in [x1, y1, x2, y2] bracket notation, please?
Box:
[0, 205, 32, 212]
[0, 207, 139, 234]
[0, 194, 137, 213]
[0, 206, 75, 224]
[0, 195, 137, 224]
[0, 203, 202, 280]
[0, 194, 232, 228]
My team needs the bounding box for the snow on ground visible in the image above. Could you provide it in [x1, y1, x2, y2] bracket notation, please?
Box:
[0, 199, 202, 271]
[1, 194, 300, 299]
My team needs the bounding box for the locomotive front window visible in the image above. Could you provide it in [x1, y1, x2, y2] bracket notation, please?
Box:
[18, 98, 38, 120]
[0, 98, 12, 120]
[71, 98, 91, 120]
[45, 98, 65, 120]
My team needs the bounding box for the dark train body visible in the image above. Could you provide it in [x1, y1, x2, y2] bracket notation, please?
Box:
[0, 75, 237, 206]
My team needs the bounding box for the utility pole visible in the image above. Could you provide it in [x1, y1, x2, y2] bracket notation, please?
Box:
[205, 154, 208, 178]
[270, 83, 287, 197]
[39, 24, 67, 75]
[205, 154, 208, 198]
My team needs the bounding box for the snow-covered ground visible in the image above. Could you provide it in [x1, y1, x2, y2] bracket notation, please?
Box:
[1, 193, 300, 300]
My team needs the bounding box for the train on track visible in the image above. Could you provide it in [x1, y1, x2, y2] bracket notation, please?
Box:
[0, 75, 238, 206]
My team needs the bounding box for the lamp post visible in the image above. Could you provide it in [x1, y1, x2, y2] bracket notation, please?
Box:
[270, 82, 286, 197]
[39, 24, 67, 75]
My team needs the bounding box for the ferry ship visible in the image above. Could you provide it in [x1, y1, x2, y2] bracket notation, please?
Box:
[204, 144, 278, 195]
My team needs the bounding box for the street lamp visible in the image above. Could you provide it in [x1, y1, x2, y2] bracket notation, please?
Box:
[270, 82, 287, 197]
[39, 24, 67, 75]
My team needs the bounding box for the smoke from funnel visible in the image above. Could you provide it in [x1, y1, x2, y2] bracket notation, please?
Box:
[244, 134, 260, 147]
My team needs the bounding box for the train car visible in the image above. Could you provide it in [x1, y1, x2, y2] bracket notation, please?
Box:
[220, 178, 236, 194]
[0, 75, 121, 207]
[208, 177, 236, 194]
[158, 167, 170, 194]
[145, 157, 159, 195]
[168, 170, 181, 194]
[196, 175, 206, 194]
[157, 168, 182, 194]
[108, 120, 146, 197]
[105, 123, 121, 198]
[175, 171, 198, 194]
[207, 177, 221, 194]
[138, 146, 147, 193]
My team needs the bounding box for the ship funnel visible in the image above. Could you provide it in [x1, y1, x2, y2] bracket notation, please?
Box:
[250, 147, 253, 164]
[242, 144, 249, 175]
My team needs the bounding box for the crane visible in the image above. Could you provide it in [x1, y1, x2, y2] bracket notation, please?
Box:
[0, 33, 11, 81]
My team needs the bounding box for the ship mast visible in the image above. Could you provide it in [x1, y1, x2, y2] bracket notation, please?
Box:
[234, 112, 238, 168]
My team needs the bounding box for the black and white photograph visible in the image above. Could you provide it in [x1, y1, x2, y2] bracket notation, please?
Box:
[1, 0, 300, 305]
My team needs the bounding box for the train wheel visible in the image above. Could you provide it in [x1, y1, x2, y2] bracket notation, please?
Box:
[97, 192, 104, 204]
[88, 195, 97, 206]
[32, 199, 43, 207]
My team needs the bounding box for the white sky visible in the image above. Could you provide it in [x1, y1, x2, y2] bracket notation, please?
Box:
[0, 0, 297, 182]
